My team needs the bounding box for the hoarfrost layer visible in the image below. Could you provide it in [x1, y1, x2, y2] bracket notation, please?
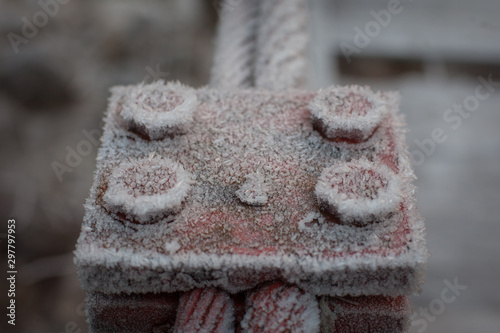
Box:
[75, 83, 427, 296]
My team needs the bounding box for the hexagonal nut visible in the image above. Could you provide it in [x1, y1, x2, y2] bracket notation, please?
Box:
[309, 86, 388, 143]
[102, 156, 192, 224]
[315, 159, 402, 226]
[120, 81, 198, 140]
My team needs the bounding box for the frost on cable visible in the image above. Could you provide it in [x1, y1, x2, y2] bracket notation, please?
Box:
[241, 282, 320, 333]
[315, 159, 402, 226]
[310, 86, 388, 143]
[210, 0, 259, 89]
[120, 81, 197, 140]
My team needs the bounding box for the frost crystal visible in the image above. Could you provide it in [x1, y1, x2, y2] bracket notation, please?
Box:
[309, 86, 388, 142]
[120, 81, 198, 140]
[235, 173, 269, 206]
[174, 288, 234, 333]
[315, 159, 402, 225]
[103, 156, 192, 224]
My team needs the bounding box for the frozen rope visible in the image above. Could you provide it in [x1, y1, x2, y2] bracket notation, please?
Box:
[254, 0, 309, 90]
[210, 0, 260, 89]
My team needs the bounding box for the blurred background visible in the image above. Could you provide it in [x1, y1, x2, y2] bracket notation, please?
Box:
[0, 0, 499, 332]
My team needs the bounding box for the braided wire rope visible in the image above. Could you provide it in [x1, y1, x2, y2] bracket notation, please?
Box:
[254, 0, 309, 90]
[210, 0, 260, 88]
[210, 0, 309, 90]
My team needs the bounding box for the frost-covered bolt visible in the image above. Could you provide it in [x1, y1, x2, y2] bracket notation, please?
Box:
[120, 81, 198, 140]
[236, 173, 269, 206]
[315, 159, 402, 225]
[102, 156, 192, 224]
[309, 86, 388, 143]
